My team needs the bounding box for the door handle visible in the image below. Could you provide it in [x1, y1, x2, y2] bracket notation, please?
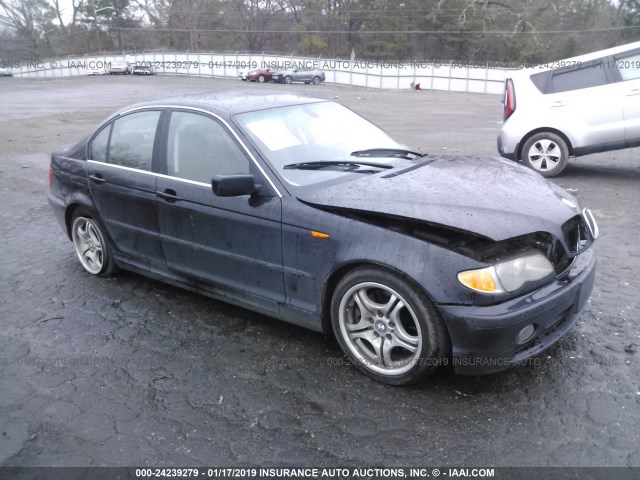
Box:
[156, 189, 181, 203]
[89, 173, 106, 184]
[627, 89, 640, 96]
[551, 101, 565, 108]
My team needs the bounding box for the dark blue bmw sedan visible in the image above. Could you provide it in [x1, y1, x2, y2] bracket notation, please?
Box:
[48, 92, 598, 385]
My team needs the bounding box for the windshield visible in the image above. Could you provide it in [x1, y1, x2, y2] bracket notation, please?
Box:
[234, 101, 408, 188]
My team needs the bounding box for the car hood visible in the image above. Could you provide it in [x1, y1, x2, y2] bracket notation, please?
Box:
[297, 155, 581, 243]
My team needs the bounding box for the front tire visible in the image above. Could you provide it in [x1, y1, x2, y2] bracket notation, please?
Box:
[331, 267, 449, 385]
[70, 209, 118, 276]
[284, 76, 292, 84]
[521, 132, 569, 177]
[258, 75, 265, 83]
[312, 76, 321, 85]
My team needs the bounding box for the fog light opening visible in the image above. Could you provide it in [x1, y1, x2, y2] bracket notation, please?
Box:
[516, 324, 536, 345]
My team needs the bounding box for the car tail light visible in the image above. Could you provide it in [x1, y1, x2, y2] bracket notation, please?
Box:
[49, 159, 53, 186]
[503, 78, 516, 121]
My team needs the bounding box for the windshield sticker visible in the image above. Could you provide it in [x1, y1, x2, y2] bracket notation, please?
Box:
[244, 119, 302, 151]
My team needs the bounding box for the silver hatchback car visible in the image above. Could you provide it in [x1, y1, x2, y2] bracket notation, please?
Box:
[498, 41, 640, 177]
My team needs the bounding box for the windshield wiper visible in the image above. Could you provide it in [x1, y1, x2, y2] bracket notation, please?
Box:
[350, 148, 426, 159]
[283, 161, 394, 172]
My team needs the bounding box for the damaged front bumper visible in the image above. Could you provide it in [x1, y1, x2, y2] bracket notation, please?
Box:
[438, 248, 596, 375]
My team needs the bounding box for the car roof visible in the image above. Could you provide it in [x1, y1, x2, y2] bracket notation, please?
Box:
[563, 40, 640, 63]
[119, 91, 326, 116]
[513, 40, 640, 76]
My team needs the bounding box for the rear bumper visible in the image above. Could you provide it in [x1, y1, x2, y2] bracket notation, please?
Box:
[438, 248, 596, 375]
[48, 191, 68, 236]
[497, 135, 517, 160]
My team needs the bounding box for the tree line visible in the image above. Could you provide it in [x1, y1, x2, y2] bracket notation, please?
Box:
[1, 0, 639, 64]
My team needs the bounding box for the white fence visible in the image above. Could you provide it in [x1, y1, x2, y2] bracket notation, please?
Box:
[8, 52, 512, 94]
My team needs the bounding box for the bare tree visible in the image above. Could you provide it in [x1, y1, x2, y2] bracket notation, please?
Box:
[133, 0, 170, 26]
[0, 0, 55, 58]
[225, 0, 287, 52]
[51, 0, 80, 33]
[166, 0, 218, 50]
[2, 0, 638, 62]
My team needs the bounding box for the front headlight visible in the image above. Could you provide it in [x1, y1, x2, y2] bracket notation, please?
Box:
[457, 252, 554, 294]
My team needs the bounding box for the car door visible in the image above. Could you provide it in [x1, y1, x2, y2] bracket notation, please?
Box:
[86, 109, 164, 265]
[299, 69, 312, 82]
[292, 69, 306, 82]
[545, 62, 625, 150]
[156, 109, 285, 305]
[612, 50, 640, 146]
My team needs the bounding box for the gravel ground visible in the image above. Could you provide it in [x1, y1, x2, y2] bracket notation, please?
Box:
[0, 75, 639, 469]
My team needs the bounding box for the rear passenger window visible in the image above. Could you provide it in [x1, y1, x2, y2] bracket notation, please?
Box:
[616, 52, 640, 81]
[108, 111, 160, 171]
[551, 65, 609, 93]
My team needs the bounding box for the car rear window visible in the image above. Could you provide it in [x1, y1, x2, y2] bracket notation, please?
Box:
[530, 71, 551, 93]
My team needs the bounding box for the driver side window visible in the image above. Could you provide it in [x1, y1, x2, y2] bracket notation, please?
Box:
[166, 111, 250, 183]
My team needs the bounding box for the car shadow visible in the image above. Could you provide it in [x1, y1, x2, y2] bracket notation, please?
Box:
[114, 261, 583, 398]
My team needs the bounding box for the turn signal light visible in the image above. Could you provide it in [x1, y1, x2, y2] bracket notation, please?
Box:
[457, 270, 498, 293]
[310, 230, 330, 239]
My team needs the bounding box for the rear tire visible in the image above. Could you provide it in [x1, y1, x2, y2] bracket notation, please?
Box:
[312, 76, 321, 85]
[521, 132, 569, 177]
[331, 267, 449, 385]
[284, 76, 292, 84]
[70, 208, 118, 276]
[258, 75, 265, 83]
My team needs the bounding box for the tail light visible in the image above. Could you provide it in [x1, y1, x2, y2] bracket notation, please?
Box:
[503, 78, 516, 121]
[49, 159, 54, 186]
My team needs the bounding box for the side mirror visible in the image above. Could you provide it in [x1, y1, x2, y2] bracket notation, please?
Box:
[211, 174, 259, 197]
